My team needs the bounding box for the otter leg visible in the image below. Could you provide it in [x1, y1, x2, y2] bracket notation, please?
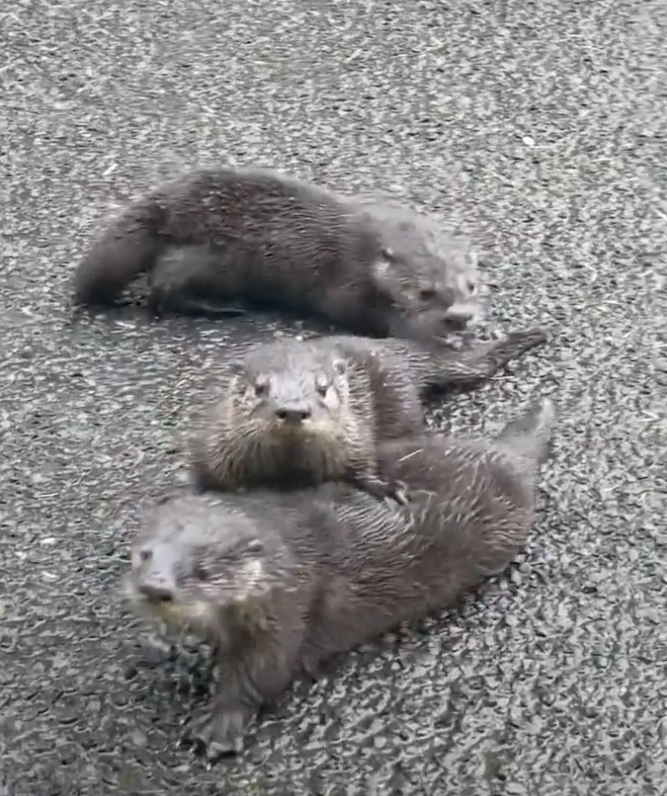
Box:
[149, 245, 247, 319]
[186, 695, 256, 759]
[185, 630, 301, 758]
[425, 327, 549, 391]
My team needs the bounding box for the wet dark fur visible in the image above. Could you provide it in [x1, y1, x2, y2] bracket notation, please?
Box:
[72, 167, 481, 339]
[128, 399, 556, 759]
[190, 327, 549, 500]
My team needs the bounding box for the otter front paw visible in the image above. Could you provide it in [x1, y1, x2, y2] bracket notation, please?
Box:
[352, 473, 410, 505]
[387, 479, 411, 506]
[185, 702, 254, 759]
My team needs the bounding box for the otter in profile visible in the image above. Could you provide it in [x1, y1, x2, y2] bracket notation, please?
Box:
[127, 398, 556, 759]
[71, 167, 482, 340]
[350, 193, 484, 332]
[190, 326, 549, 501]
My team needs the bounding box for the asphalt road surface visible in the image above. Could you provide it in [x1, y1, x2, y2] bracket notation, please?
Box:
[1, 1, 665, 794]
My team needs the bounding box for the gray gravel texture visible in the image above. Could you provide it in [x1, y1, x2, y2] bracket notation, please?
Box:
[1, 0, 666, 794]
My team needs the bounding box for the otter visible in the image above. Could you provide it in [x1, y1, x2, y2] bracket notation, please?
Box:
[127, 399, 556, 759]
[190, 326, 549, 502]
[71, 166, 482, 340]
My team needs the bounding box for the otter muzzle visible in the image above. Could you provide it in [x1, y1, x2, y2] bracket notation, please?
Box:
[274, 404, 312, 423]
[138, 572, 176, 604]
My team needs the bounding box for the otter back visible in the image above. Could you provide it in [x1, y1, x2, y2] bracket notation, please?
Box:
[73, 166, 481, 340]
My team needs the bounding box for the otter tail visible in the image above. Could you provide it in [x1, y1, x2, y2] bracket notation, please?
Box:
[494, 398, 556, 477]
[72, 199, 164, 307]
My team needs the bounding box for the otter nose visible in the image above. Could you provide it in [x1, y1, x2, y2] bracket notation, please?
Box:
[139, 577, 174, 604]
[442, 309, 474, 330]
[275, 406, 312, 423]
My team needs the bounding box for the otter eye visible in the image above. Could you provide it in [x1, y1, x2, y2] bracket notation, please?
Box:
[419, 287, 437, 301]
[467, 280, 477, 295]
[138, 548, 152, 563]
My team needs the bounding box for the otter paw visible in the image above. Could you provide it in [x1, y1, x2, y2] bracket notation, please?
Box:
[185, 704, 252, 760]
[388, 480, 411, 506]
[355, 475, 410, 505]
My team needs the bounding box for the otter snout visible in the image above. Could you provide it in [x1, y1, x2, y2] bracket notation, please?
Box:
[274, 404, 312, 423]
[441, 305, 476, 331]
[406, 304, 482, 340]
[138, 574, 176, 604]
[133, 543, 181, 604]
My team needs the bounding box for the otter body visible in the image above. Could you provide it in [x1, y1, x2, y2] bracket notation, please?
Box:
[72, 167, 481, 339]
[190, 326, 549, 500]
[128, 399, 556, 758]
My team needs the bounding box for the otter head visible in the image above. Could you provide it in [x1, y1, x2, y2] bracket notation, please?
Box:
[371, 215, 486, 338]
[218, 340, 354, 484]
[229, 342, 351, 431]
[126, 497, 273, 646]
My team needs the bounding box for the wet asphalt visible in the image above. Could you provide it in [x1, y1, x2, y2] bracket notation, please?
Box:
[1, 0, 666, 794]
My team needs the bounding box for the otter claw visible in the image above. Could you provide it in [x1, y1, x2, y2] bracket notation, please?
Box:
[354, 474, 411, 505]
[389, 480, 410, 505]
[185, 704, 251, 759]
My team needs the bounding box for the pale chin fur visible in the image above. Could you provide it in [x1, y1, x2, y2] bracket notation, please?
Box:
[268, 418, 331, 444]
[123, 573, 217, 636]
[270, 417, 329, 437]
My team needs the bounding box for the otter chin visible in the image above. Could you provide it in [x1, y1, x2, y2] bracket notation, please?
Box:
[125, 565, 220, 643]
[198, 414, 351, 491]
[132, 588, 218, 638]
[267, 416, 333, 440]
